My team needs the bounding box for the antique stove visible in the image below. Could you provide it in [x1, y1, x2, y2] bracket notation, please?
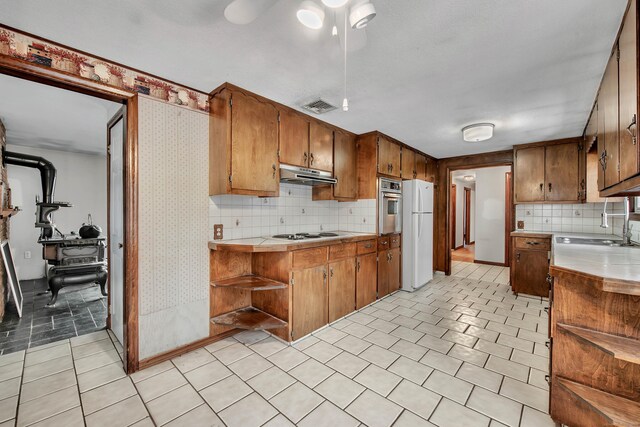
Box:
[3, 149, 107, 305]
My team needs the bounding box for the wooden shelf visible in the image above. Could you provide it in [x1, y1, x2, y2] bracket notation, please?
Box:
[558, 323, 640, 364]
[211, 275, 287, 291]
[210, 307, 287, 330]
[557, 378, 640, 426]
[0, 208, 19, 219]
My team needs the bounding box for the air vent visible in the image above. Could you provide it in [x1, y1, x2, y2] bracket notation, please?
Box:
[301, 99, 337, 115]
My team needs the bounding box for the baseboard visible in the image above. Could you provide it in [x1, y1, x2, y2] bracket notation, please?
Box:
[138, 329, 239, 371]
[474, 259, 508, 267]
[468, 240, 475, 245]
[453, 245, 464, 250]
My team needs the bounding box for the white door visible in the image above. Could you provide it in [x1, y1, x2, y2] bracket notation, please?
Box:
[108, 108, 125, 345]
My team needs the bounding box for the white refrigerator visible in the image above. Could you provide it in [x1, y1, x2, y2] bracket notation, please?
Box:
[402, 180, 434, 292]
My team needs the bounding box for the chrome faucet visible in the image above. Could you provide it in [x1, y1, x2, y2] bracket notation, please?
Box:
[601, 197, 632, 245]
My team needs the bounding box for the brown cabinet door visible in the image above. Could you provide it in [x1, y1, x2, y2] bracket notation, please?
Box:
[279, 109, 309, 168]
[328, 258, 356, 323]
[389, 248, 400, 292]
[425, 157, 437, 183]
[515, 146, 545, 202]
[377, 251, 389, 298]
[309, 121, 333, 172]
[415, 154, 427, 181]
[378, 135, 401, 177]
[291, 266, 327, 340]
[230, 91, 279, 193]
[545, 143, 580, 202]
[513, 249, 549, 298]
[619, 0, 639, 181]
[334, 131, 357, 199]
[401, 148, 416, 179]
[597, 98, 607, 191]
[356, 253, 377, 309]
[602, 48, 620, 188]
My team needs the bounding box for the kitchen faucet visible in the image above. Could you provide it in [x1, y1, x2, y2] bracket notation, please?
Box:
[600, 197, 632, 245]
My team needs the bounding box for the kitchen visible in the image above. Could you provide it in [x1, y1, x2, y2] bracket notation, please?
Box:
[0, 1, 639, 426]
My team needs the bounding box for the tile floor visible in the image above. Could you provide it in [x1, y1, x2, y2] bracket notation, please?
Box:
[0, 261, 554, 426]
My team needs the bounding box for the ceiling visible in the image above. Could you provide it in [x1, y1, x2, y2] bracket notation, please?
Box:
[0, 73, 121, 155]
[0, 0, 628, 158]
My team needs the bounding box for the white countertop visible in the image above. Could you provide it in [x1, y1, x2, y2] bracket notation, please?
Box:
[208, 231, 378, 252]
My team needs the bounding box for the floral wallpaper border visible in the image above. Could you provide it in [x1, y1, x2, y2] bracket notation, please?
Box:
[0, 26, 209, 112]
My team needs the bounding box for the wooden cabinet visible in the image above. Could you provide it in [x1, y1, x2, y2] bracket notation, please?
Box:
[602, 48, 621, 189]
[510, 235, 550, 297]
[514, 140, 582, 203]
[425, 157, 437, 183]
[210, 85, 280, 197]
[401, 147, 416, 179]
[619, 0, 638, 182]
[309, 120, 333, 172]
[279, 109, 309, 168]
[328, 258, 356, 323]
[356, 252, 377, 309]
[333, 130, 358, 199]
[378, 246, 400, 298]
[378, 135, 401, 178]
[415, 153, 427, 181]
[291, 265, 327, 340]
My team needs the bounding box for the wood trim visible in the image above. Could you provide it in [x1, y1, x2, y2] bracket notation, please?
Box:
[138, 330, 239, 371]
[513, 136, 583, 150]
[505, 171, 513, 266]
[464, 187, 471, 246]
[450, 184, 456, 250]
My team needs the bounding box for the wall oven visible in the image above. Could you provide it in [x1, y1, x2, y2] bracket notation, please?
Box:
[379, 177, 402, 235]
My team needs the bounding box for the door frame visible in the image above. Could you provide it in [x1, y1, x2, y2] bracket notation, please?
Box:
[0, 44, 140, 373]
[504, 172, 513, 267]
[464, 187, 472, 245]
[450, 184, 457, 250]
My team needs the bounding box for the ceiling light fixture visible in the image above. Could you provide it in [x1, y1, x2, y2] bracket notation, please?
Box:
[462, 123, 494, 142]
[349, 0, 376, 29]
[297, 0, 325, 29]
[463, 175, 475, 182]
[322, 0, 349, 8]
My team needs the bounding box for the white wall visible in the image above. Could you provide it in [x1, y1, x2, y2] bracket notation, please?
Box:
[7, 144, 107, 280]
[452, 178, 475, 249]
[474, 166, 511, 264]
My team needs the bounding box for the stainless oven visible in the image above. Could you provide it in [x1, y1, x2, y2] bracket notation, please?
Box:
[379, 177, 402, 235]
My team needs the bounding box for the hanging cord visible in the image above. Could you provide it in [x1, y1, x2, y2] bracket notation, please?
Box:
[343, 11, 349, 111]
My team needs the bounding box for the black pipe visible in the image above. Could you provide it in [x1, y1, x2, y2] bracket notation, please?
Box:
[2, 147, 56, 203]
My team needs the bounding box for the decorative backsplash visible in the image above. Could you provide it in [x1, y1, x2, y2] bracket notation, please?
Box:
[515, 202, 625, 235]
[0, 26, 209, 112]
[209, 184, 376, 240]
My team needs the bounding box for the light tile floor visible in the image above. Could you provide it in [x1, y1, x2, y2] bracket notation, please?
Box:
[0, 261, 555, 426]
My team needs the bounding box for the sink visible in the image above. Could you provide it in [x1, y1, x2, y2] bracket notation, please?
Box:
[555, 237, 634, 247]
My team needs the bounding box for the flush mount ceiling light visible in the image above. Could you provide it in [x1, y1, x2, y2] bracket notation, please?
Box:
[463, 175, 475, 182]
[349, 0, 376, 29]
[322, 0, 349, 7]
[297, 0, 325, 29]
[462, 123, 494, 142]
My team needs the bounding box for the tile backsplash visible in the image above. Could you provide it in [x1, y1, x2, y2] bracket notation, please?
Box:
[209, 183, 376, 240]
[515, 202, 625, 235]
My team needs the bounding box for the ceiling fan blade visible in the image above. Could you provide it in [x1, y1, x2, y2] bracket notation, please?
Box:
[334, 9, 368, 52]
[224, 0, 277, 25]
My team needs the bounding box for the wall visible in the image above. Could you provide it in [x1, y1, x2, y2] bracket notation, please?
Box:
[515, 202, 624, 235]
[452, 178, 475, 248]
[7, 144, 107, 280]
[137, 96, 210, 360]
[474, 166, 511, 264]
[0, 121, 8, 320]
[210, 185, 376, 240]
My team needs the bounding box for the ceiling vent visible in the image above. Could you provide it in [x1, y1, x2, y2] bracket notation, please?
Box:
[301, 99, 337, 114]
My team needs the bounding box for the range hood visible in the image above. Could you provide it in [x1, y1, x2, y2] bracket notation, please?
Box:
[280, 164, 337, 186]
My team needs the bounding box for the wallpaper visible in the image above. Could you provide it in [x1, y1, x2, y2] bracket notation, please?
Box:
[0, 26, 209, 112]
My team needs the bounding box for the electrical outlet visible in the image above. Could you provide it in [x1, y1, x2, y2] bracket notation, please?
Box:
[213, 224, 223, 240]
[517, 221, 525, 229]
[24, 251, 31, 259]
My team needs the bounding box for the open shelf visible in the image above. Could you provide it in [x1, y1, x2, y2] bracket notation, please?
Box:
[557, 377, 640, 426]
[211, 275, 287, 291]
[210, 306, 287, 330]
[558, 323, 640, 364]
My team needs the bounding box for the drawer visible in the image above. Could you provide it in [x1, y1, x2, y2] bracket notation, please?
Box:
[292, 246, 328, 269]
[390, 234, 401, 248]
[514, 237, 551, 251]
[357, 239, 376, 255]
[330, 243, 357, 260]
[377, 236, 390, 251]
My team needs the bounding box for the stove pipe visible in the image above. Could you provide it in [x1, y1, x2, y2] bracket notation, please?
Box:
[2, 148, 57, 203]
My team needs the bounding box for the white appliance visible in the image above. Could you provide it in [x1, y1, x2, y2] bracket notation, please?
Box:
[402, 180, 434, 291]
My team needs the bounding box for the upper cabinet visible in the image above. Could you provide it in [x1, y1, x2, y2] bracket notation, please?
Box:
[378, 135, 401, 178]
[279, 109, 309, 168]
[618, 0, 638, 182]
[333, 130, 358, 199]
[425, 157, 437, 183]
[401, 147, 416, 179]
[210, 85, 280, 197]
[514, 139, 583, 203]
[309, 121, 334, 173]
[415, 153, 427, 181]
[601, 48, 620, 189]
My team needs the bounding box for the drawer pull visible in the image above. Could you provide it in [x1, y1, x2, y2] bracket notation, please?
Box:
[364, 243, 372, 248]
[526, 241, 541, 245]
[381, 241, 388, 245]
[546, 274, 553, 285]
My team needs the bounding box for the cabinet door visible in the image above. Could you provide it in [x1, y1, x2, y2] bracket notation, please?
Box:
[401, 148, 416, 179]
[231, 91, 279, 193]
[545, 143, 579, 202]
[309, 121, 333, 172]
[513, 250, 549, 297]
[328, 258, 356, 323]
[515, 146, 545, 202]
[389, 248, 400, 292]
[356, 253, 377, 309]
[619, 0, 639, 181]
[425, 157, 437, 183]
[597, 97, 607, 191]
[291, 266, 327, 340]
[377, 251, 390, 298]
[279, 109, 309, 168]
[602, 48, 620, 188]
[415, 154, 427, 181]
[334, 131, 357, 199]
[378, 135, 401, 177]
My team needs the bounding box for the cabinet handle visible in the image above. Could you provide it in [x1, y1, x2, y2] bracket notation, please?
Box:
[539, 183, 543, 192]
[272, 164, 276, 179]
[526, 241, 541, 246]
[380, 241, 388, 245]
[310, 153, 314, 165]
[546, 273, 553, 285]
[303, 152, 308, 164]
[599, 151, 607, 170]
[323, 268, 327, 284]
[627, 114, 637, 145]
[357, 261, 361, 272]
[516, 252, 520, 262]
[330, 268, 334, 277]
[548, 183, 552, 192]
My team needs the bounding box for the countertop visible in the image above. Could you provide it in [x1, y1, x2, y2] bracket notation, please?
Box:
[209, 232, 378, 253]
[511, 230, 640, 292]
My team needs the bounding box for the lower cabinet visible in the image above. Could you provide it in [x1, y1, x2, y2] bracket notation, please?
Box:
[328, 258, 356, 323]
[291, 265, 327, 341]
[356, 253, 377, 309]
[511, 236, 551, 297]
[378, 246, 400, 298]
